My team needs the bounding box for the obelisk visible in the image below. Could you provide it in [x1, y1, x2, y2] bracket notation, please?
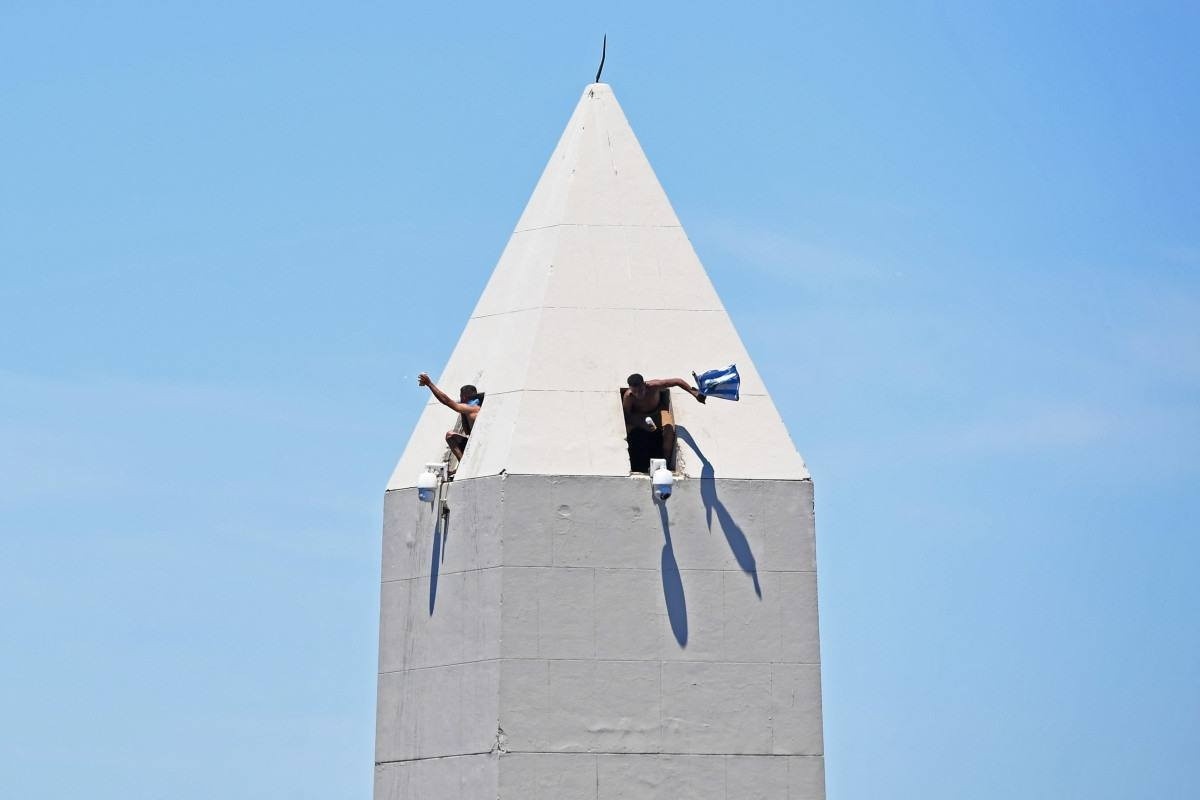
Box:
[374, 83, 825, 799]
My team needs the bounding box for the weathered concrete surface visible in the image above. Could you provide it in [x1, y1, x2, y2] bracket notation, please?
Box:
[499, 753, 825, 799]
[374, 753, 498, 799]
[375, 475, 825, 797]
[375, 752, 825, 799]
[387, 83, 808, 488]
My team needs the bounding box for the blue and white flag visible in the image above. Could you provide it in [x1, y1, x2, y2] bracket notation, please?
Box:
[693, 364, 741, 401]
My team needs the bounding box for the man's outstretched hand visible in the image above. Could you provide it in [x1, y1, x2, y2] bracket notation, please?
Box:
[688, 385, 706, 403]
[417, 373, 432, 387]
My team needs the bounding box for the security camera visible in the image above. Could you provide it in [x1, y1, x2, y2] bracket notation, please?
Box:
[416, 463, 447, 503]
[650, 459, 674, 501]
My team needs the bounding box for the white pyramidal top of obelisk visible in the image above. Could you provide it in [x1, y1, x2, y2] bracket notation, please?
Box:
[388, 83, 808, 488]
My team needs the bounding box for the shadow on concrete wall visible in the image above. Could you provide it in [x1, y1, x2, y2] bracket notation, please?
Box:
[428, 508, 448, 616]
[658, 504, 688, 647]
[675, 426, 761, 598]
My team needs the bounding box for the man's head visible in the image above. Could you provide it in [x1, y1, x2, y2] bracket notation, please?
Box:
[459, 384, 479, 402]
[627, 373, 651, 400]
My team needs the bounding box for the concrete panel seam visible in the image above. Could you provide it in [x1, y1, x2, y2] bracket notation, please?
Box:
[472, 306, 728, 320]
[492, 750, 823, 757]
[378, 656, 823, 677]
[486, 568, 816, 575]
[514, 222, 683, 233]
[484, 657, 823, 667]
[379, 566, 502, 584]
[378, 656, 500, 676]
[374, 751, 494, 766]
[383, 475, 813, 497]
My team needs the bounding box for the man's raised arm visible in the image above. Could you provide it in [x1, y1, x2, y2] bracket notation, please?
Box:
[646, 377, 705, 402]
[417, 373, 474, 414]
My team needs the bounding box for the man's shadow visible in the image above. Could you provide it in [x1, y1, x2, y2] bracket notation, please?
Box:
[428, 507, 448, 615]
[658, 504, 688, 647]
[675, 425, 761, 598]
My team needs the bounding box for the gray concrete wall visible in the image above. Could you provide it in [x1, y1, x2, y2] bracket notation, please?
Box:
[375, 473, 825, 799]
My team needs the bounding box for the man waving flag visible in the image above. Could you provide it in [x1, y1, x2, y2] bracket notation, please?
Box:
[692, 364, 741, 401]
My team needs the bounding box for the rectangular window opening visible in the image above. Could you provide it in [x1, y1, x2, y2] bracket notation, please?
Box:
[620, 387, 677, 474]
[442, 391, 484, 477]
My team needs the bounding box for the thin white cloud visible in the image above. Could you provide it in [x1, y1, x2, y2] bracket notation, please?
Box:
[939, 405, 1117, 456]
[695, 219, 891, 285]
[1160, 244, 1200, 267]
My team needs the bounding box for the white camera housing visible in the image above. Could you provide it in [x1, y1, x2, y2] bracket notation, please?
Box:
[650, 458, 674, 501]
[416, 463, 447, 503]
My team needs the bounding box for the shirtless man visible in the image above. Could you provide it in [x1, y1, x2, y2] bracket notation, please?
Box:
[623, 373, 705, 467]
[418, 373, 484, 464]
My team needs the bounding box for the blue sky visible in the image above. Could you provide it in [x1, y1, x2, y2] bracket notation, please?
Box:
[2, 2, 1198, 798]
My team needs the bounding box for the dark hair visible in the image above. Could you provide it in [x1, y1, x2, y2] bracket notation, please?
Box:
[626, 373, 645, 388]
[460, 384, 478, 397]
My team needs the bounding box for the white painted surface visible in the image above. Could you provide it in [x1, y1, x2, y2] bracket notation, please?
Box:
[388, 83, 808, 489]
